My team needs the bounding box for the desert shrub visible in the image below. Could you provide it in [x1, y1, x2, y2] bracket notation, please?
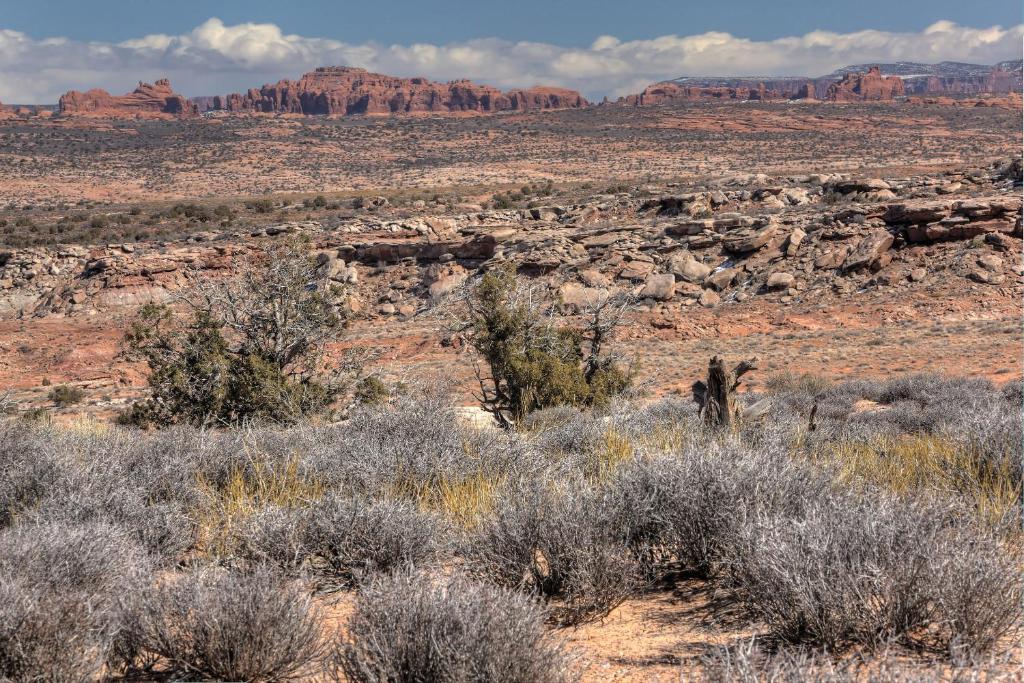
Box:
[999, 378, 1022, 405]
[929, 525, 1024, 657]
[0, 389, 14, 415]
[0, 578, 104, 682]
[0, 520, 149, 597]
[802, 374, 1022, 515]
[525, 398, 705, 476]
[247, 198, 275, 213]
[192, 449, 324, 558]
[875, 374, 994, 406]
[48, 383, 84, 407]
[0, 521, 150, 681]
[465, 265, 631, 426]
[464, 479, 637, 625]
[30, 492, 195, 562]
[698, 638, 1016, 683]
[3, 424, 203, 559]
[299, 493, 444, 586]
[302, 388, 536, 511]
[111, 566, 324, 681]
[353, 374, 390, 405]
[0, 423, 62, 527]
[231, 504, 310, 571]
[824, 434, 1021, 524]
[601, 440, 832, 581]
[721, 492, 1022, 654]
[765, 371, 833, 397]
[120, 237, 345, 427]
[333, 571, 574, 683]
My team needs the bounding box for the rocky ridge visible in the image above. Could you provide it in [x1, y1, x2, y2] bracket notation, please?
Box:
[214, 67, 587, 115]
[58, 80, 198, 118]
[627, 61, 1021, 105]
[1, 158, 1020, 322]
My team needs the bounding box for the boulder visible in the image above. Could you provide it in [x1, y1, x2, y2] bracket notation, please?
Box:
[832, 178, 890, 194]
[670, 253, 712, 283]
[766, 272, 795, 290]
[977, 254, 1003, 272]
[428, 272, 466, 299]
[984, 232, 1017, 252]
[784, 228, 806, 256]
[559, 282, 608, 311]
[884, 200, 953, 225]
[639, 273, 676, 301]
[704, 267, 740, 291]
[698, 289, 721, 307]
[814, 245, 851, 270]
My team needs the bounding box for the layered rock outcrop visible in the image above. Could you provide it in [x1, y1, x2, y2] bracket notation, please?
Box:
[623, 81, 790, 105]
[624, 61, 1021, 107]
[58, 79, 198, 118]
[825, 67, 905, 102]
[218, 67, 587, 115]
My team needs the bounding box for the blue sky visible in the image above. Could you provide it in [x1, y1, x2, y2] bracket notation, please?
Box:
[6, 0, 1021, 46]
[0, 1, 1020, 102]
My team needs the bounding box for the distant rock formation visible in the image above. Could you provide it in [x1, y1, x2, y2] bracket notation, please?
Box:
[58, 79, 198, 118]
[825, 67, 905, 102]
[621, 81, 793, 105]
[216, 67, 587, 115]
[623, 61, 1021, 106]
[189, 96, 220, 113]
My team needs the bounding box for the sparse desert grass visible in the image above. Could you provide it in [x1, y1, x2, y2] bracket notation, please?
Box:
[823, 434, 1022, 525]
[0, 372, 1020, 679]
[196, 454, 325, 557]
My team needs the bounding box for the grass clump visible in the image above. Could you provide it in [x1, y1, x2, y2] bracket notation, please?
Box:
[823, 434, 1021, 524]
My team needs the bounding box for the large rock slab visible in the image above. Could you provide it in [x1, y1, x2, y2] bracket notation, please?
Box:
[844, 231, 894, 271]
[722, 223, 780, 254]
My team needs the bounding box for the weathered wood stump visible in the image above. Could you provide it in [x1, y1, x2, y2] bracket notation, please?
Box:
[691, 355, 758, 430]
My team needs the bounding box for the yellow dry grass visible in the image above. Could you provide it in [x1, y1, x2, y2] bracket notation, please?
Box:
[823, 434, 1021, 525]
[194, 454, 324, 556]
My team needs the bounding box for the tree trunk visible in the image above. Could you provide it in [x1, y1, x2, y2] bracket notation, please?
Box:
[692, 355, 757, 431]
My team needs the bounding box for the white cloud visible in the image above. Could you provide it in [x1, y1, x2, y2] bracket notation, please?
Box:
[0, 17, 1020, 103]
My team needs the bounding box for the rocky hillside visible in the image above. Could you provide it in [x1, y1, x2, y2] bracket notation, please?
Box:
[213, 67, 588, 115]
[2, 158, 1019, 323]
[58, 80, 198, 119]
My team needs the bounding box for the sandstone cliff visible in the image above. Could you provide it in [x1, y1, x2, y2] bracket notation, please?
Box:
[58, 79, 198, 118]
[824, 67, 905, 102]
[217, 67, 587, 115]
[622, 81, 793, 105]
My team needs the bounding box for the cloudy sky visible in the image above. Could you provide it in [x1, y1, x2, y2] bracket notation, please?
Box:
[1, 0, 1020, 103]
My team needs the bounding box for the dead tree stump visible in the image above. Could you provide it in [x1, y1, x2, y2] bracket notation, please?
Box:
[692, 355, 758, 430]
